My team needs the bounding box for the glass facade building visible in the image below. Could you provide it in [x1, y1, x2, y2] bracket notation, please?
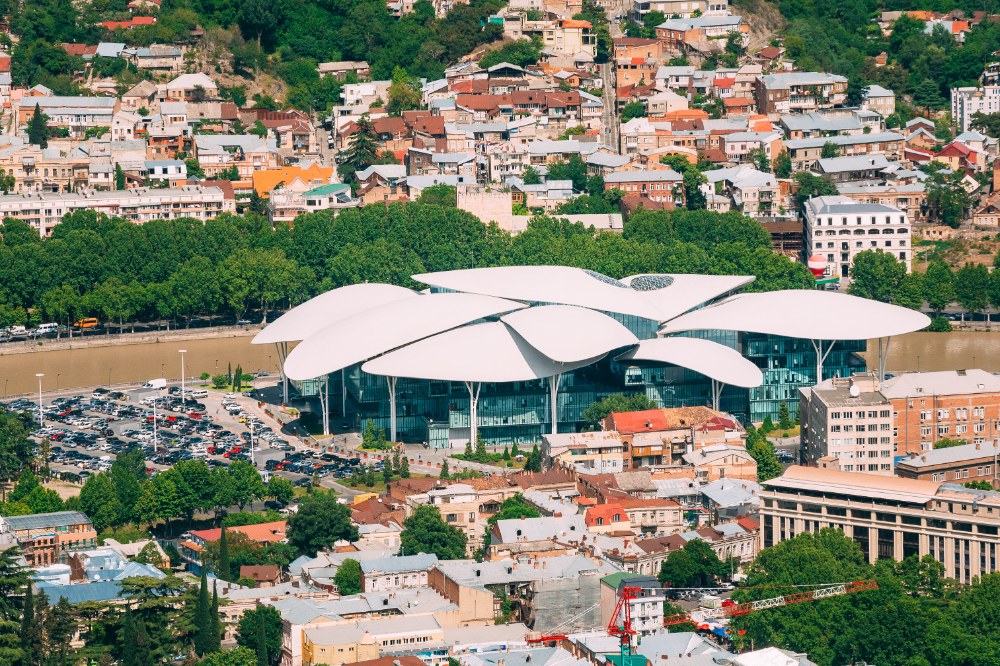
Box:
[295, 315, 867, 447]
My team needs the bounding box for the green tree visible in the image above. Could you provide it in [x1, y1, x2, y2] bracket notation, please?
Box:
[934, 437, 966, 449]
[478, 38, 542, 68]
[193, 568, 213, 655]
[777, 402, 792, 431]
[547, 155, 589, 193]
[115, 163, 126, 190]
[923, 261, 955, 313]
[218, 527, 231, 581]
[955, 263, 990, 317]
[28, 104, 48, 148]
[338, 114, 380, 183]
[417, 184, 457, 208]
[79, 473, 123, 531]
[658, 538, 730, 588]
[621, 100, 646, 122]
[747, 147, 770, 173]
[266, 477, 295, 506]
[912, 78, 945, 112]
[792, 171, 838, 204]
[660, 154, 706, 210]
[522, 166, 542, 185]
[847, 250, 922, 309]
[487, 494, 541, 528]
[236, 605, 282, 666]
[401, 504, 467, 559]
[387, 67, 422, 116]
[747, 426, 783, 482]
[399, 455, 410, 478]
[334, 558, 362, 595]
[287, 492, 358, 556]
[201, 647, 258, 666]
[439, 459, 449, 479]
[524, 443, 542, 472]
[581, 393, 656, 430]
[772, 150, 793, 179]
[119, 607, 153, 666]
[820, 142, 839, 159]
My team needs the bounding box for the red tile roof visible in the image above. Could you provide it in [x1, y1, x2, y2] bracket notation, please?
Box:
[713, 77, 736, 88]
[190, 520, 287, 544]
[585, 504, 627, 526]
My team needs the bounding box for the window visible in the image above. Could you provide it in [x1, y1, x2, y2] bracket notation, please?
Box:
[938, 409, 950, 420]
[921, 426, 932, 437]
[920, 410, 931, 421]
[938, 424, 950, 436]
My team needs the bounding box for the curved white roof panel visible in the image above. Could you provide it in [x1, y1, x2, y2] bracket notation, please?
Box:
[501, 305, 639, 363]
[252, 284, 416, 345]
[362, 321, 602, 382]
[283, 293, 526, 381]
[621, 274, 755, 322]
[659, 290, 930, 340]
[414, 266, 668, 320]
[616, 337, 763, 388]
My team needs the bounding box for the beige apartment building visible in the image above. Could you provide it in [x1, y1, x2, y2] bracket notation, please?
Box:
[800, 373, 895, 475]
[895, 441, 1000, 486]
[760, 466, 1000, 583]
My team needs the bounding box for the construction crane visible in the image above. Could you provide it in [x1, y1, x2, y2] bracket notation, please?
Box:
[526, 580, 879, 655]
[663, 579, 879, 627]
[607, 585, 642, 666]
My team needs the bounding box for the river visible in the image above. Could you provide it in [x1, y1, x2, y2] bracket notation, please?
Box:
[0, 330, 998, 398]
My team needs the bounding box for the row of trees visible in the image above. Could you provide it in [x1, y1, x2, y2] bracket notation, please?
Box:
[77, 450, 292, 533]
[0, 202, 816, 329]
[848, 251, 1000, 318]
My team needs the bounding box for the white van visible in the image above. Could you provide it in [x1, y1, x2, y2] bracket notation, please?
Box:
[35, 323, 58, 336]
[143, 378, 167, 390]
[190, 389, 208, 399]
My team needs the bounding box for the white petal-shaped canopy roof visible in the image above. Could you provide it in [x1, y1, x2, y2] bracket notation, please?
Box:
[500, 305, 639, 363]
[620, 274, 755, 322]
[283, 293, 526, 381]
[616, 337, 764, 388]
[659, 290, 931, 340]
[362, 321, 602, 382]
[414, 266, 670, 320]
[252, 284, 416, 345]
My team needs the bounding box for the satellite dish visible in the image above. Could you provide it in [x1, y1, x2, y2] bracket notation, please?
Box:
[849, 384, 861, 398]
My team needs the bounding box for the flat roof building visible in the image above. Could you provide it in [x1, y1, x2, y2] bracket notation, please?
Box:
[760, 466, 1000, 583]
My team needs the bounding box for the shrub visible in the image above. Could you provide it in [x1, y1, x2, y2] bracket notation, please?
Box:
[927, 316, 952, 332]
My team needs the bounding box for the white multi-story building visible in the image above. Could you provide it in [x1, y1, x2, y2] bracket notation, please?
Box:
[800, 373, 895, 475]
[803, 195, 911, 281]
[0, 185, 235, 236]
[951, 85, 1000, 132]
[360, 553, 438, 593]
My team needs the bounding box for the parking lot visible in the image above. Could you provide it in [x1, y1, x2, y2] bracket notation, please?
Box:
[2, 381, 376, 492]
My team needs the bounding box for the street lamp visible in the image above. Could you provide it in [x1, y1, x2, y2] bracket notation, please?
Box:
[179, 349, 187, 405]
[56, 373, 61, 391]
[35, 373, 44, 428]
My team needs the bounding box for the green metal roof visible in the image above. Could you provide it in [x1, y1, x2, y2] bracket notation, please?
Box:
[601, 571, 643, 589]
[304, 183, 351, 196]
[606, 654, 648, 666]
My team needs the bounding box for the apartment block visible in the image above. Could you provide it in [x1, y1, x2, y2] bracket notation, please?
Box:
[753, 72, 848, 116]
[760, 466, 1000, 583]
[0, 185, 235, 236]
[951, 85, 1000, 132]
[800, 373, 895, 475]
[803, 195, 911, 281]
[881, 369, 1000, 456]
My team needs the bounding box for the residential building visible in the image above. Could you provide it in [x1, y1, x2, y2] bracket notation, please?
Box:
[836, 182, 926, 224]
[541, 431, 627, 474]
[896, 442, 1000, 486]
[680, 444, 758, 482]
[543, 19, 597, 58]
[759, 466, 1000, 583]
[603, 518, 759, 574]
[811, 154, 891, 184]
[700, 478, 760, 521]
[16, 96, 119, 135]
[753, 72, 849, 116]
[861, 84, 896, 118]
[361, 553, 439, 592]
[302, 615, 443, 666]
[162, 72, 219, 101]
[238, 564, 282, 587]
[799, 373, 895, 475]
[0, 511, 97, 566]
[0, 185, 235, 236]
[604, 169, 683, 205]
[803, 195, 912, 280]
[406, 480, 522, 554]
[783, 132, 905, 169]
[655, 15, 749, 57]
[881, 369, 1000, 456]
[142, 159, 187, 187]
[318, 61, 372, 80]
[268, 182, 357, 223]
[178, 520, 287, 573]
[599, 574, 665, 637]
[632, 0, 729, 21]
[606, 407, 747, 467]
[130, 45, 183, 72]
[430, 555, 616, 631]
[951, 85, 1000, 132]
[193, 134, 280, 179]
[704, 165, 781, 218]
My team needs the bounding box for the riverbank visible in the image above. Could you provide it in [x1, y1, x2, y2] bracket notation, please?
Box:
[0, 324, 263, 356]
